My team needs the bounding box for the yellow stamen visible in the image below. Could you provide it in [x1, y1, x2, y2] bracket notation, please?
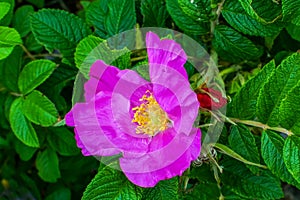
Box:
[132, 91, 169, 136]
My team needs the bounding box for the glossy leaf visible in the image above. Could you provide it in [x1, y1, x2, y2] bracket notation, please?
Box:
[36, 148, 61, 183]
[212, 25, 263, 62]
[9, 98, 39, 147]
[22, 90, 58, 126]
[0, 26, 22, 60]
[18, 59, 57, 95]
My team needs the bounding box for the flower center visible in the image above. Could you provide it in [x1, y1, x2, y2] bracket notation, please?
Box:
[132, 91, 169, 136]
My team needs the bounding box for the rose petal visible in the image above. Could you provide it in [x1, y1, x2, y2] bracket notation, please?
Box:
[120, 128, 201, 187]
[146, 32, 188, 80]
[84, 60, 120, 101]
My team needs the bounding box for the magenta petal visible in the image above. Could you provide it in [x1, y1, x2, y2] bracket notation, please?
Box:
[93, 92, 151, 153]
[65, 101, 120, 156]
[151, 68, 199, 135]
[109, 69, 152, 138]
[120, 128, 201, 187]
[84, 60, 120, 101]
[146, 32, 188, 80]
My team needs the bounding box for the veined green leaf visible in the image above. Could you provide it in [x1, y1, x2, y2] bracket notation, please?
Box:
[0, 2, 10, 21]
[0, 46, 23, 92]
[279, 82, 300, 134]
[0, 26, 22, 60]
[282, 0, 300, 26]
[178, 0, 212, 22]
[75, 35, 131, 77]
[82, 165, 142, 200]
[221, 158, 284, 199]
[228, 60, 275, 119]
[256, 53, 300, 126]
[212, 25, 263, 62]
[141, 0, 169, 27]
[237, 0, 282, 24]
[0, 0, 14, 26]
[15, 138, 37, 161]
[166, 0, 209, 35]
[18, 59, 57, 95]
[222, 0, 283, 37]
[47, 127, 79, 156]
[31, 9, 91, 65]
[228, 125, 260, 172]
[261, 130, 300, 188]
[22, 90, 58, 126]
[9, 98, 39, 148]
[86, 0, 108, 38]
[36, 148, 61, 183]
[105, 0, 136, 36]
[12, 5, 34, 37]
[283, 136, 300, 184]
[142, 178, 178, 200]
[287, 23, 300, 42]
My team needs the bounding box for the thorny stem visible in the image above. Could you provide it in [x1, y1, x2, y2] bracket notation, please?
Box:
[229, 118, 294, 136]
[210, 0, 226, 35]
[20, 44, 36, 60]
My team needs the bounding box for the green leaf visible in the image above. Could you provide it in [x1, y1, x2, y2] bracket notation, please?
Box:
[221, 158, 284, 199]
[12, 5, 34, 38]
[18, 59, 56, 95]
[228, 60, 275, 119]
[142, 178, 178, 200]
[86, 0, 108, 38]
[222, 0, 283, 37]
[25, 33, 43, 52]
[0, 45, 23, 92]
[0, 0, 14, 26]
[261, 130, 300, 188]
[9, 98, 39, 148]
[287, 23, 300, 42]
[141, 0, 169, 27]
[178, 0, 212, 22]
[47, 127, 79, 156]
[282, 0, 300, 26]
[75, 35, 104, 70]
[283, 136, 300, 184]
[36, 148, 61, 183]
[22, 90, 58, 126]
[278, 82, 300, 134]
[184, 182, 220, 200]
[237, 0, 282, 24]
[31, 9, 91, 65]
[212, 25, 263, 63]
[0, 2, 10, 21]
[82, 165, 142, 200]
[45, 188, 71, 200]
[166, 0, 209, 35]
[26, 0, 44, 8]
[105, 0, 136, 36]
[256, 53, 300, 126]
[15, 139, 37, 161]
[75, 35, 131, 77]
[0, 26, 22, 60]
[228, 125, 260, 170]
[214, 143, 266, 168]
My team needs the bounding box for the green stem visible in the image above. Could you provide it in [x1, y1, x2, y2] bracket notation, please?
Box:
[20, 44, 36, 60]
[229, 118, 293, 136]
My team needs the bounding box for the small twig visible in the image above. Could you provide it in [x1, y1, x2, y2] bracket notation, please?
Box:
[230, 118, 293, 136]
[20, 44, 36, 60]
[31, 53, 62, 58]
[131, 56, 147, 62]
